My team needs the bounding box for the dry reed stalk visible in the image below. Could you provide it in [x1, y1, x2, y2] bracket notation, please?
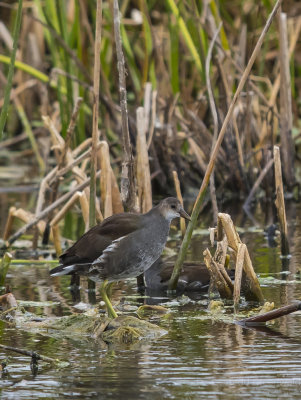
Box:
[273, 145, 289, 255]
[34, 169, 57, 218]
[218, 213, 264, 302]
[58, 97, 83, 168]
[232, 113, 244, 168]
[51, 142, 102, 184]
[3, 207, 17, 241]
[98, 141, 113, 218]
[233, 243, 246, 308]
[42, 116, 86, 181]
[203, 248, 233, 299]
[51, 225, 62, 256]
[278, 12, 295, 188]
[90, 0, 102, 228]
[147, 89, 157, 149]
[258, 16, 301, 146]
[39, 99, 84, 246]
[136, 107, 152, 213]
[168, 0, 282, 291]
[79, 192, 90, 228]
[187, 138, 207, 174]
[0, 79, 37, 108]
[143, 82, 152, 132]
[4, 208, 52, 241]
[111, 171, 124, 214]
[7, 171, 101, 245]
[172, 170, 186, 236]
[94, 199, 104, 223]
[50, 192, 82, 227]
[72, 138, 92, 157]
[214, 238, 234, 291]
[243, 157, 274, 209]
[43, 114, 90, 220]
[114, 0, 136, 211]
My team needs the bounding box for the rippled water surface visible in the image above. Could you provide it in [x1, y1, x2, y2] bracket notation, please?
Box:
[1, 198, 301, 399]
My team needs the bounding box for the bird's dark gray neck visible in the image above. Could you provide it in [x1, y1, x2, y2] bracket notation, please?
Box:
[143, 207, 171, 230]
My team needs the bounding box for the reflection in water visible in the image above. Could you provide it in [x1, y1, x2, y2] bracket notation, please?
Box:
[1, 202, 301, 398]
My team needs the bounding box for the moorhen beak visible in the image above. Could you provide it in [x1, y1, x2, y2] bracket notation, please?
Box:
[50, 197, 191, 318]
[179, 207, 191, 221]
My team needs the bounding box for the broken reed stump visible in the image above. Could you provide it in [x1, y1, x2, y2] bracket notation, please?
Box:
[274, 146, 290, 256]
[237, 302, 301, 326]
[204, 213, 264, 307]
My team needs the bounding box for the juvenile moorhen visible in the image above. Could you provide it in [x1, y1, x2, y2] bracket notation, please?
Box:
[50, 197, 191, 318]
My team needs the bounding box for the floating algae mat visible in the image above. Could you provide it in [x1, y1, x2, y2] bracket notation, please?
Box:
[7, 308, 167, 344]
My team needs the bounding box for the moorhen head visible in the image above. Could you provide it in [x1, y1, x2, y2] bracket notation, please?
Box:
[50, 197, 191, 318]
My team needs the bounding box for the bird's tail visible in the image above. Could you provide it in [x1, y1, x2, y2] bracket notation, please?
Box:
[50, 263, 90, 276]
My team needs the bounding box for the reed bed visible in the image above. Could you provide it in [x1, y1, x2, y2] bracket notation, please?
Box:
[0, 1, 300, 295]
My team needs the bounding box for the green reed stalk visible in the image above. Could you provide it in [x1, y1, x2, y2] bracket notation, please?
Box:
[0, 0, 23, 137]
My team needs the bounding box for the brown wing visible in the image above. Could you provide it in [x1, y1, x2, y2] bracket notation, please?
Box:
[59, 213, 142, 266]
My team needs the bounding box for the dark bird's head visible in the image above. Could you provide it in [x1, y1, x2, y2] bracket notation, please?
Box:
[158, 197, 191, 222]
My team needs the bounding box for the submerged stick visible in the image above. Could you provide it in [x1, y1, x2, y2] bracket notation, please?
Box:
[238, 302, 301, 325]
[168, 0, 282, 291]
[274, 146, 290, 256]
[0, 344, 67, 366]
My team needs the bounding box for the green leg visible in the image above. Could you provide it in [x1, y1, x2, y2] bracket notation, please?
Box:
[100, 279, 118, 319]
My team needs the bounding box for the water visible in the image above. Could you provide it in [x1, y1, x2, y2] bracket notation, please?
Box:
[1, 195, 301, 399]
